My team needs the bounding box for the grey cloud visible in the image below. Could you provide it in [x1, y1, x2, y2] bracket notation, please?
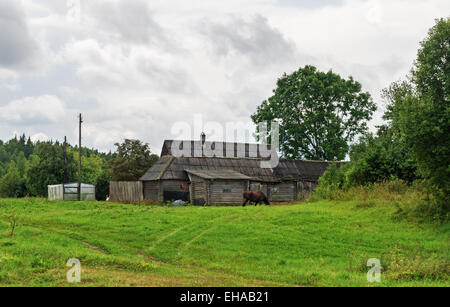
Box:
[199, 15, 298, 67]
[0, 0, 38, 69]
[88, 0, 168, 47]
[222, 87, 267, 118]
[135, 57, 198, 95]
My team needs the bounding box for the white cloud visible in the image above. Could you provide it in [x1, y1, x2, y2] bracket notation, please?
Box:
[30, 132, 50, 142]
[61, 39, 129, 85]
[0, 95, 67, 124]
[0, 68, 19, 91]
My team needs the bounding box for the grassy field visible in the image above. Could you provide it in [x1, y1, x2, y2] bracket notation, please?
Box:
[0, 198, 448, 287]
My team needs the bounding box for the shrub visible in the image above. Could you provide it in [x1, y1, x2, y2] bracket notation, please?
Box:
[0, 163, 21, 198]
[381, 244, 449, 281]
[312, 178, 446, 223]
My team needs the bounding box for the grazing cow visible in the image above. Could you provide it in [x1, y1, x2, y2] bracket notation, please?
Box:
[242, 191, 270, 207]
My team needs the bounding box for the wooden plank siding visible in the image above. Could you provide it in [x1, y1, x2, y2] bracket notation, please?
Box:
[189, 174, 208, 206]
[249, 181, 319, 202]
[188, 174, 248, 206]
[143, 181, 160, 201]
[110, 181, 143, 203]
[210, 180, 247, 206]
[141, 179, 319, 204]
[270, 182, 296, 202]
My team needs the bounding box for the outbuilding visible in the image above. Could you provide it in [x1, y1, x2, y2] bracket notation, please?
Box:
[48, 183, 96, 201]
[139, 139, 335, 205]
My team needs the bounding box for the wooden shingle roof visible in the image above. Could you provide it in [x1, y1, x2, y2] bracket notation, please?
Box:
[186, 169, 252, 180]
[140, 156, 337, 183]
[274, 159, 334, 182]
[140, 156, 278, 182]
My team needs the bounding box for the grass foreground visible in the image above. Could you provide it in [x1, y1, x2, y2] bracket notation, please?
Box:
[0, 198, 448, 287]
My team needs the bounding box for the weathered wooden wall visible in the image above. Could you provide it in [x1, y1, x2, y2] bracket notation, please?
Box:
[210, 180, 246, 206]
[110, 181, 143, 203]
[141, 178, 320, 205]
[188, 175, 247, 206]
[143, 181, 160, 201]
[270, 182, 296, 202]
[189, 175, 207, 205]
[250, 181, 319, 202]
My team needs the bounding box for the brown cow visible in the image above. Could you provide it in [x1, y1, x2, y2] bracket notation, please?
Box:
[242, 191, 270, 206]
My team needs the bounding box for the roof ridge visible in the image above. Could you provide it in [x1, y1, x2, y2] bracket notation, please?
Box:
[164, 139, 271, 146]
[279, 159, 342, 163]
[183, 156, 263, 161]
[156, 156, 175, 180]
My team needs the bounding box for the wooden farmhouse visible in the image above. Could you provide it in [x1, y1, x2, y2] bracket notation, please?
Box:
[139, 138, 335, 205]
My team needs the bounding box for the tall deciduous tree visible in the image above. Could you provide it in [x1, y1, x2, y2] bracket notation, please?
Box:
[397, 18, 450, 212]
[109, 139, 159, 181]
[252, 65, 376, 161]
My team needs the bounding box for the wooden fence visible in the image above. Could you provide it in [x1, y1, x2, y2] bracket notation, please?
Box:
[109, 181, 143, 203]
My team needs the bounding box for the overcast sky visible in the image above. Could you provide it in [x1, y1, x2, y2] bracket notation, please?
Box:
[0, 0, 448, 152]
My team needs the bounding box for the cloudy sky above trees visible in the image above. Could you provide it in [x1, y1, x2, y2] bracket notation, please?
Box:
[0, 0, 448, 152]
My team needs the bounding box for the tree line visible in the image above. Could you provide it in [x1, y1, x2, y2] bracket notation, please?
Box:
[0, 136, 158, 200]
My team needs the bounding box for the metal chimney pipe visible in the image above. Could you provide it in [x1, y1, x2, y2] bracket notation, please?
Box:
[201, 132, 206, 157]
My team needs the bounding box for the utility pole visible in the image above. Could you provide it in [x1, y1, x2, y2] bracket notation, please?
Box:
[78, 114, 83, 201]
[63, 136, 67, 184]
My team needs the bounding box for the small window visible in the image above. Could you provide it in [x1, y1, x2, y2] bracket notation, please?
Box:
[223, 189, 231, 193]
[272, 187, 279, 194]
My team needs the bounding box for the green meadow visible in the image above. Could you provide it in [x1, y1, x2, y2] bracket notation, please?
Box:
[0, 198, 448, 287]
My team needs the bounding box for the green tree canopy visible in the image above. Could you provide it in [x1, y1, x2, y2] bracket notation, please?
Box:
[396, 17, 450, 212]
[26, 142, 77, 196]
[0, 162, 21, 198]
[251, 65, 376, 161]
[109, 139, 159, 181]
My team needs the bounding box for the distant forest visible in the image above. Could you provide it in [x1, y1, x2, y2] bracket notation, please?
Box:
[0, 135, 158, 200]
